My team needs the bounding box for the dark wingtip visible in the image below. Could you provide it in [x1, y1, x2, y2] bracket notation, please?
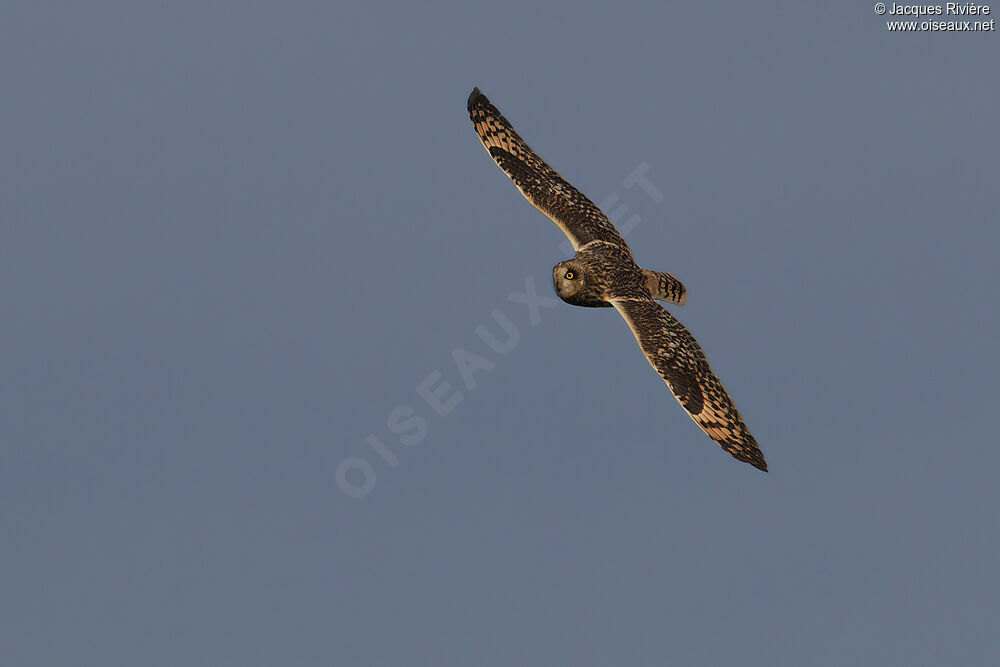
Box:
[738, 435, 768, 472]
[467, 87, 485, 112]
[746, 453, 768, 472]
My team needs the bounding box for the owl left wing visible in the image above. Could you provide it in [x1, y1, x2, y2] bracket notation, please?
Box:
[467, 88, 629, 253]
[611, 298, 768, 471]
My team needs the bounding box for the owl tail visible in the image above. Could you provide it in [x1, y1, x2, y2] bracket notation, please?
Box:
[642, 270, 686, 305]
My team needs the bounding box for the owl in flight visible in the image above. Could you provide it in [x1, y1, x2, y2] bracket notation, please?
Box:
[467, 88, 767, 471]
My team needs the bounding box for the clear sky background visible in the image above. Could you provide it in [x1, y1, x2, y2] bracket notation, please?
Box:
[3, 2, 999, 665]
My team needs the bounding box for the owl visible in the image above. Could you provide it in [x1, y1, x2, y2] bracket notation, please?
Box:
[468, 88, 767, 471]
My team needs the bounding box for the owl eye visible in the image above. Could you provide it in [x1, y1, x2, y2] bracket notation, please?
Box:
[564, 271, 575, 280]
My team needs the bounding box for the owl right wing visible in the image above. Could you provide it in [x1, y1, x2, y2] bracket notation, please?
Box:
[467, 88, 629, 253]
[611, 297, 767, 471]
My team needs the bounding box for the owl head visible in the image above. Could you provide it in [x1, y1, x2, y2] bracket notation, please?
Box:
[552, 260, 610, 308]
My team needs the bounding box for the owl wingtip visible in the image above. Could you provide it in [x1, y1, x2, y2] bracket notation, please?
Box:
[468, 87, 486, 112]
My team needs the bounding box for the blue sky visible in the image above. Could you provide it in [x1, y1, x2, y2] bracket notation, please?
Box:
[3, 2, 999, 665]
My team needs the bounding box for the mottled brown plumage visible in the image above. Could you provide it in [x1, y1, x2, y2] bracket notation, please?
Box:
[468, 88, 767, 471]
[643, 270, 686, 305]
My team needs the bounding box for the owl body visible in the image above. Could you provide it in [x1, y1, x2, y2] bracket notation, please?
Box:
[553, 242, 645, 308]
